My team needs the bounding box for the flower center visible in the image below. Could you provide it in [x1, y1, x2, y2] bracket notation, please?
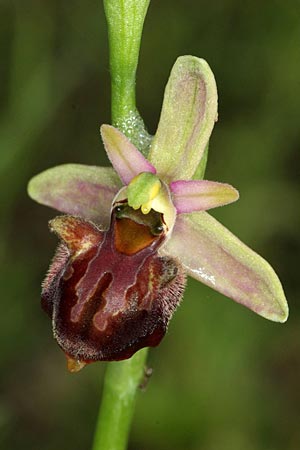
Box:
[112, 172, 177, 237]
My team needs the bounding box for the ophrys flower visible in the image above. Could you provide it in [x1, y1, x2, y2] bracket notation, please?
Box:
[28, 56, 288, 372]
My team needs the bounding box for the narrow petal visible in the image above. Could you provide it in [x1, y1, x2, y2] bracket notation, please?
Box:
[148, 56, 218, 182]
[100, 124, 156, 185]
[161, 212, 288, 322]
[170, 180, 239, 213]
[28, 164, 121, 227]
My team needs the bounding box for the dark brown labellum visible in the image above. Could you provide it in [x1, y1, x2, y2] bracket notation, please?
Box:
[42, 205, 186, 370]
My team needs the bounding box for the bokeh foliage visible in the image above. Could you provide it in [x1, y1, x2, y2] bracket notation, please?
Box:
[1, 1, 299, 449]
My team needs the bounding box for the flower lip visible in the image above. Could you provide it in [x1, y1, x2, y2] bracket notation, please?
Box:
[44, 212, 187, 366]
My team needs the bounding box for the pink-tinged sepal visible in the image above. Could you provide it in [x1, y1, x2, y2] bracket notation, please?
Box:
[148, 56, 218, 182]
[170, 180, 239, 213]
[100, 124, 156, 185]
[28, 164, 121, 227]
[161, 212, 288, 323]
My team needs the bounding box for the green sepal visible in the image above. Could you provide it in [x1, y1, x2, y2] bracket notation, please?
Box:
[148, 55, 218, 182]
[28, 164, 121, 227]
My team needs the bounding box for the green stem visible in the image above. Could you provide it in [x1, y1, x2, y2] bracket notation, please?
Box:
[104, 0, 149, 123]
[92, 2, 151, 449]
[103, 0, 152, 155]
[92, 349, 148, 450]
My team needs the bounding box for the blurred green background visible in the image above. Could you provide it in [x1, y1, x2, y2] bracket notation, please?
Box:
[1, 1, 300, 449]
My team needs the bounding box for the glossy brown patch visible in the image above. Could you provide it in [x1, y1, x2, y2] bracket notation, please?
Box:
[114, 218, 156, 255]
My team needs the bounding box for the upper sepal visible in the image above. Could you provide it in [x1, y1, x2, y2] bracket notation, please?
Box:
[148, 55, 218, 182]
[161, 212, 288, 323]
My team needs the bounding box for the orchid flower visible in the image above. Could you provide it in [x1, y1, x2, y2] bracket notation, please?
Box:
[28, 56, 288, 371]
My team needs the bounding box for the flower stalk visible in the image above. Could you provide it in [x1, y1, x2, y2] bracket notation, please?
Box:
[92, 348, 148, 450]
[92, 1, 151, 449]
